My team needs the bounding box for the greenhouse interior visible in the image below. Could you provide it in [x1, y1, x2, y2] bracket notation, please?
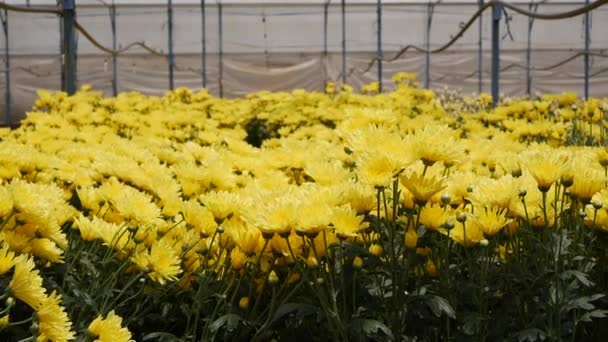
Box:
[1, 1, 608, 341]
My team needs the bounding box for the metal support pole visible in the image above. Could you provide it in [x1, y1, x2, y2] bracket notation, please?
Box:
[478, 0, 483, 94]
[491, 3, 501, 107]
[201, 0, 207, 88]
[110, 0, 118, 96]
[376, 0, 383, 92]
[63, 0, 77, 95]
[425, 3, 433, 89]
[323, 1, 329, 56]
[168, 0, 175, 90]
[218, 1, 223, 98]
[526, 4, 535, 97]
[1, 8, 10, 126]
[341, 0, 346, 84]
[584, 0, 590, 100]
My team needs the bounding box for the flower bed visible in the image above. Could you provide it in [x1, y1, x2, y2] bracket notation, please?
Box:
[1, 75, 607, 341]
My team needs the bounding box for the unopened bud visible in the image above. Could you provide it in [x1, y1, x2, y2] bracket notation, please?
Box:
[457, 212, 468, 223]
[352, 256, 363, 269]
[306, 256, 318, 268]
[268, 270, 279, 285]
[239, 297, 250, 310]
[369, 244, 383, 257]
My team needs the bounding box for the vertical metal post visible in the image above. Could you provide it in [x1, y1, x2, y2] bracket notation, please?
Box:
[168, 0, 175, 90]
[218, 1, 224, 98]
[584, 0, 590, 100]
[1, 8, 10, 126]
[425, 3, 432, 89]
[201, 0, 207, 88]
[110, 0, 118, 96]
[491, 3, 501, 107]
[526, 4, 535, 97]
[63, 0, 77, 95]
[478, 0, 483, 94]
[341, 0, 346, 84]
[323, 1, 329, 56]
[376, 0, 383, 92]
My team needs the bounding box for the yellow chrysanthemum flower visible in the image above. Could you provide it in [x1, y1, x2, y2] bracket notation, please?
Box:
[400, 170, 446, 207]
[35, 291, 75, 342]
[132, 239, 182, 285]
[88, 310, 134, 342]
[331, 205, 370, 240]
[470, 207, 512, 237]
[9, 254, 47, 309]
[0, 242, 16, 275]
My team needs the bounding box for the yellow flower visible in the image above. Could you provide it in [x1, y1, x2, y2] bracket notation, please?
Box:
[230, 247, 249, 270]
[199, 190, 241, 223]
[411, 125, 464, 167]
[400, 170, 446, 206]
[331, 205, 369, 240]
[73, 214, 102, 241]
[255, 201, 300, 237]
[345, 182, 377, 214]
[131, 239, 182, 285]
[9, 254, 47, 309]
[88, 310, 134, 342]
[418, 204, 454, 232]
[470, 207, 512, 237]
[105, 181, 161, 226]
[357, 153, 400, 188]
[181, 200, 217, 238]
[570, 169, 605, 204]
[0, 242, 16, 275]
[296, 201, 333, 237]
[443, 219, 484, 247]
[525, 152, 569, 192]
[0, 185, 13, 217]
[35, 291, 75, 342]
[30, 238, 64, 264]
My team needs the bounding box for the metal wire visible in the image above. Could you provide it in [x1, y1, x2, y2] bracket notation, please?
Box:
[360, 0, 608, 74]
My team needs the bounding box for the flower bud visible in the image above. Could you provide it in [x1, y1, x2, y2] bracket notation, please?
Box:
[405, 229, 418, 249]
[268, 270, 279, 285]
[369, 244, 383, 257]
[457, 212, 467, 223]
[239, 297, 250, 310]
[352, 256, 363, 269]
[306, 256, 318, 268]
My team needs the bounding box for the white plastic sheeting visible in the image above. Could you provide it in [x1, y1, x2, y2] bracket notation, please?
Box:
[1, 1, 607, 124]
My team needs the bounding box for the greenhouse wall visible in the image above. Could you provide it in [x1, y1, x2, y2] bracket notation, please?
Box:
[1, 0, 607, 124]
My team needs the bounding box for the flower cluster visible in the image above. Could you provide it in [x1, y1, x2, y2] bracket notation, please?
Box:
[1, 77, 607, 340]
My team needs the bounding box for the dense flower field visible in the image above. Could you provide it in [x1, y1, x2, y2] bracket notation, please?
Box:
[1, 74, 608, 341]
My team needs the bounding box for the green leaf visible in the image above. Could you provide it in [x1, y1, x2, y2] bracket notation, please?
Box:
[353, 318, 394, 341]
[270, 302, 318, 325]
[427, 295, 456, 319]
[561, 270, 594, 287]
[514, 328, 547, 342]
[143, 332, 184, 341]
[209, 313, 243, 333]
